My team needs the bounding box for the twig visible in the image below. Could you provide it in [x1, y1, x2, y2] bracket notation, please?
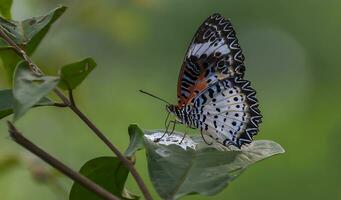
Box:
[7, 121, 120, 200]
[53, 103, 68, 107]
[0, 26, 153, 200]
[68, 89, 76, 107]
[0, 26, 42, 75]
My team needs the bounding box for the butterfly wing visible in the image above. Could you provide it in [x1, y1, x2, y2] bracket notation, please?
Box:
[193, 77, 262, 147]
[177, 13, 246, 108]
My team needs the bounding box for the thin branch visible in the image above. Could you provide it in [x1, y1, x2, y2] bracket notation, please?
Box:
[53, 103, 68, 107]
[7, 121, 120, 200]
[54, 88, 71, 106]
[0, 26, 153, 200]
[0, 26, 42, 75]
[68, 89, 76, 107]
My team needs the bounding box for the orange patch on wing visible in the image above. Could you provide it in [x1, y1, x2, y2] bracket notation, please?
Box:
[178, 73, 208, 108]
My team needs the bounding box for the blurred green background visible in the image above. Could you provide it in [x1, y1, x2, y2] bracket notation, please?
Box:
[1, 0, 341, 199]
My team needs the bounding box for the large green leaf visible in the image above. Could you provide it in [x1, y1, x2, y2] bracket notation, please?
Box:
[0, 5, 66, 80]
[0, 0, 12, 19]
[12, 61, 59, 121]
[144, 131, 285, 200]
[0, 89, 54, 119]
[69, 157, 139, 200]
[58, 58, 97, 90]
[124, 124, 145, 157]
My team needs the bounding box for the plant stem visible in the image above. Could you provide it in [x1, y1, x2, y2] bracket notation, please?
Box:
[0, 27, 153, 200]
[53, 103, 68, 107]
[7, 121, 120, 200]
[0, 26, 42, 75]
[68, 89, 76, 107]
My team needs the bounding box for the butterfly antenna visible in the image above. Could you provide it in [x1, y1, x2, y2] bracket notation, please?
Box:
[139, 90, 171, 105]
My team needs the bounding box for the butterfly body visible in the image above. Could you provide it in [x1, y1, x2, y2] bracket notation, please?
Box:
[168, 76, 261, 148]
[164, 13, 262, 148]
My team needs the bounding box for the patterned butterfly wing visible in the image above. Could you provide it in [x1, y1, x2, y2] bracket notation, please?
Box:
[177, 13, 246, 108]
[192, 77, 262, 147]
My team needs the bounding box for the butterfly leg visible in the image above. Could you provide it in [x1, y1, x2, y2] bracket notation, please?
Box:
[154, 120, 171, 142]
[154, 112, 171, 142]
[154, 120, 177, 142]
[168, 120, 177, 136]
[164, 111, 170, 128]
[200, 130, 213, 145]
[179, 127, 188, 144]
[157, 119, 177, 141]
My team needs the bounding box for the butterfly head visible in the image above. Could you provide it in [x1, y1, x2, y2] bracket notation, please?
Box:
[166, 104, 176, 113]
[138, 90, 183, 122]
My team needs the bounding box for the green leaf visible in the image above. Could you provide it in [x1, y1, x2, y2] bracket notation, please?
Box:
[69, 157, 139, 200]
[0, 89, 54, 119]
[0, 50, 20, 81]
[0, 0, 12, 19]
[0, 5, 67, 81]
[12, 61, 59, 121]
[124, 124, 145, 157]
[144, 131, 285, 200]
[58, 58, 97, 90]
[0, 89, 14, 118]
[0, 5, 66, 51]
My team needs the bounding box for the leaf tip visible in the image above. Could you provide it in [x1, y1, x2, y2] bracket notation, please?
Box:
[85, 57, 97, 67]
[55, 5, 68, 14]
[128, 123, 139, 132]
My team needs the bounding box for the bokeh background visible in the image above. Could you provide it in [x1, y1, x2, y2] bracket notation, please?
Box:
[1, 0, 341, 199]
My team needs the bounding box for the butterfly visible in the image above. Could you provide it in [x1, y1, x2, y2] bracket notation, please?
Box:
[142, 13, 262, 148]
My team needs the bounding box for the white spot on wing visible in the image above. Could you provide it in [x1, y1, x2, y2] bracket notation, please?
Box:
[187, 40, 230, 58]
[195, 42, 212, 56]
[189, 43, 202, 57]
[215, 44, 230, 54]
